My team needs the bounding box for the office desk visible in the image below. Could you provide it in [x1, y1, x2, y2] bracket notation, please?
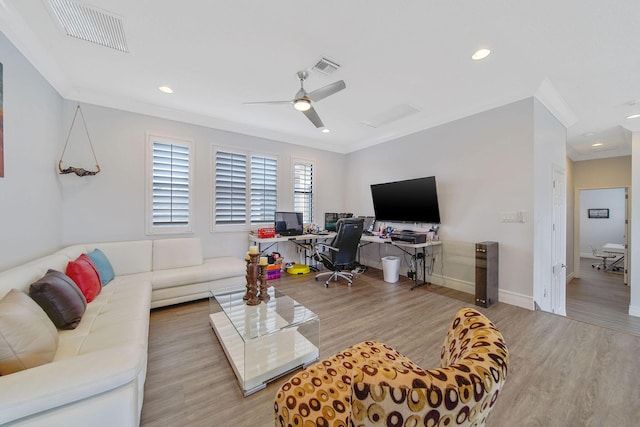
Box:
[248, 232, 442, 289]
[360, 235, 442, 290]
[248, 232, 336, 269]
[602, 243, 625, 272]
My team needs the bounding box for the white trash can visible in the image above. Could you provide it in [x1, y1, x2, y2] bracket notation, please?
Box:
[381, 256, 400, 283]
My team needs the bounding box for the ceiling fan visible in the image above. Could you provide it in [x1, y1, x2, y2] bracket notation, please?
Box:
[244, 71, 346, 128]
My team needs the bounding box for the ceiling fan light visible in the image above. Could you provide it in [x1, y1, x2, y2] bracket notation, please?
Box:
[294, 99, 311, 111]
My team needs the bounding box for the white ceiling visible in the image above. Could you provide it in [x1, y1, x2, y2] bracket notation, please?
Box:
[2, 0, 640, 159]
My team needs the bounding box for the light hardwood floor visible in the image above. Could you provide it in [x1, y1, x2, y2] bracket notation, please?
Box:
[141, 268, 640, 427]
[567, 258, 640, 336]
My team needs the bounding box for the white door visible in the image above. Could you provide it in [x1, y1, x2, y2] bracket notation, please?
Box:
[624, 188, 629, 285]
[551, 167, 567, 315]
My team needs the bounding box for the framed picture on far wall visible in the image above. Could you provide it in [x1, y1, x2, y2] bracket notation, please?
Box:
[588, 208, 609, 219]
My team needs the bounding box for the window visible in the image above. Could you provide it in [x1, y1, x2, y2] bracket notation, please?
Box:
[147, 135, 193, 234]
[214, 151, 247, 225]
[293, 161, 313, 224]
[250, 156, 278, 223]
[214, 148, 277, 228]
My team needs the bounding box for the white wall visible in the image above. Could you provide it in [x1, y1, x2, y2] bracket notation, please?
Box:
[531, 98, 568, 313]
[579, 188, 626, 255]
[0, 32, 63, 270]
[58, 101, 347, 262]
[345, 98, 538, 306]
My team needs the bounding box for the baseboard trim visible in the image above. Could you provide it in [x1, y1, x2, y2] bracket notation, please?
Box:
[426, 275, 534, 311]
[629, 305, 640, 318]
[425, 275, 474, 295]
[499, 289, 534, 311]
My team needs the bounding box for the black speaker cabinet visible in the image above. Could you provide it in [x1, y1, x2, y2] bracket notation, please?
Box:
[475, 241, 498, 308]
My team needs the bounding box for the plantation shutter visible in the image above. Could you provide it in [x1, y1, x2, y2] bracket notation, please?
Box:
[294, 162, 313, 224]
[250, 156, 277, 223]
[215, 151, 247, 225]
[152, 141, 190, 226]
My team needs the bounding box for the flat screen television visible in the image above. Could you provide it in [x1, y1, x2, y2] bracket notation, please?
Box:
[370, 176, 441, 224]
[274, 211, 304, 236]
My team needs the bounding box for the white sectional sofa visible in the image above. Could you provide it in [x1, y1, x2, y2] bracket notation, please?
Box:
[0, 238, 245, 427]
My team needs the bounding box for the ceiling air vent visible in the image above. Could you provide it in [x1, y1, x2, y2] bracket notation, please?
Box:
[311, 57, 340, 75]
[48, 0, 129, 53]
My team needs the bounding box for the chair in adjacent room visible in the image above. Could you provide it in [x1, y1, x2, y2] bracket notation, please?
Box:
[274, 307, 509, 427]
[313, 217, 364, 287]
[590, 245, 617, 270]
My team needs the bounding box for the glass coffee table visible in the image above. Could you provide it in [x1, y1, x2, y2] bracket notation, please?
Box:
[209, 286, 319, 396]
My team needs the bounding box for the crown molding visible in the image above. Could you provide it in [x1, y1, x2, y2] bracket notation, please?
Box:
[534, 78, 578, 128]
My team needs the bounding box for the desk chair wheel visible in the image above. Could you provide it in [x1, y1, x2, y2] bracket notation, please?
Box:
[314, 276, 329, 287]
[315, 271, 354, 287]
[314, 276, 330, 287]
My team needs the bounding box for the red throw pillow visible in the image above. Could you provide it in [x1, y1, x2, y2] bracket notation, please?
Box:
[66, 254, 101, 303]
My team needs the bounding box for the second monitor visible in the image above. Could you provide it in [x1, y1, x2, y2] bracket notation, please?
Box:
[359, 216, 375, 235]
[324, 212, 353, 231]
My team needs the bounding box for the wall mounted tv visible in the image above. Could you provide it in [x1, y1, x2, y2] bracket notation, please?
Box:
[370, 176, 441, 224]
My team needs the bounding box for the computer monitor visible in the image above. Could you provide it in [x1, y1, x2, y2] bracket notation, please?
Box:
[324, 212, 353, 231]
[274, 212, 304, 236]
[359, 216, 375, 234]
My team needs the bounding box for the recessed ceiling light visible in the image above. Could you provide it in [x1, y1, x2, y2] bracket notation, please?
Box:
[592, 142, 604, 147]
[472, 48, 491, 61]
[626, 113, 640, 119]
[321, 128, 330, 133]
[158, 86, 173, 94]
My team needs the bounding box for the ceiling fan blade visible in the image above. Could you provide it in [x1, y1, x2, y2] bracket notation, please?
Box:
[308, 80, 346, 102]
[302, 106, 324, 128]
[243, 100, 293, 106]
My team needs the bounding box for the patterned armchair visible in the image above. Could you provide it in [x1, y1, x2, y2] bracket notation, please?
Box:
[274, 307, 509, 427]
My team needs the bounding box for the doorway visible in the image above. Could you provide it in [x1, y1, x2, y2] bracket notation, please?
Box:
[567, 187, 638, 335]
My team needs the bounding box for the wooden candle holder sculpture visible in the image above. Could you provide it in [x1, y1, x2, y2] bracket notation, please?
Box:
[245, 253, 261, 306]
[243, 255, 251, 301]
[258, 261, 270, 301]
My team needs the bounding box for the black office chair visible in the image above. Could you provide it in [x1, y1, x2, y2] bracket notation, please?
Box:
[590, 245, 616, 270]
[314, 218, 364, 287]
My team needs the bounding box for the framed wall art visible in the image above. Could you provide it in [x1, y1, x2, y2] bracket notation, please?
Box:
[588, 208, 609, 219]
